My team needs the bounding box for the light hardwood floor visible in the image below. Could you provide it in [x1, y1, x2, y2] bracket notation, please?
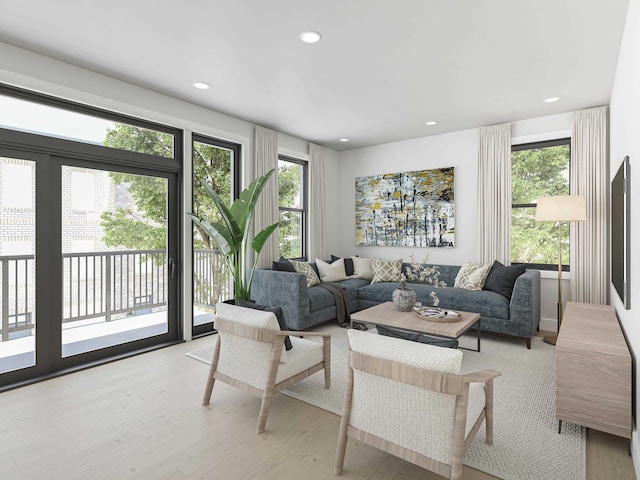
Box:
[0, 334, 635, 480]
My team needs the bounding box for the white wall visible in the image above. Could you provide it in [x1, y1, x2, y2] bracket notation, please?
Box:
[609, 0, 640, 471]
[332, 129, 478, 265]
[332, 113, 572, 329]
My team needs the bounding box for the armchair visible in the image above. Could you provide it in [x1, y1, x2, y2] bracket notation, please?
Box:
[334, 329, 500, 480]
[202, 303, 331, 434]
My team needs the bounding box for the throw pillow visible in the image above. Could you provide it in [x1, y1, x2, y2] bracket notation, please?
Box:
[237, 300, 292, 350]
[316, 258, 349, 282]
[331, 254, 355, 276]
[370, 258, 403, 284]
[350, 256, 374, 280]
[483, 261, 527, 300]
[453, 261, 492, 290]
[289, 260, 321, 287]
[272, 257, 296, 272]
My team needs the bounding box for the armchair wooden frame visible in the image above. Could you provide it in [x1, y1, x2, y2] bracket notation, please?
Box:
[334, 349, 500, 480]
[202, 317, 331, 434]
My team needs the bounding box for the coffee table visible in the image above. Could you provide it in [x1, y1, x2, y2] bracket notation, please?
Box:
[350, 301, 481, 352]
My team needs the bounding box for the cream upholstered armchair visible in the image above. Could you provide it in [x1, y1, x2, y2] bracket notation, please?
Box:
[334, 330, 500, 480]
[202, 303, 331, 434]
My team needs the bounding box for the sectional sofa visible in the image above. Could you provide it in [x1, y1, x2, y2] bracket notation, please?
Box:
[251, 261, 540, 348]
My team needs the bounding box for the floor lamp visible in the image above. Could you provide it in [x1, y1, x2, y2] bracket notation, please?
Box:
[535, 195, 587, 345]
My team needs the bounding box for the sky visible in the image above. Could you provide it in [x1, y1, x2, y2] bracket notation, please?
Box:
[0, 94, 115, 145]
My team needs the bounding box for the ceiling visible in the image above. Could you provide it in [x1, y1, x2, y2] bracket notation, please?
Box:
[0, 0, 630, 151]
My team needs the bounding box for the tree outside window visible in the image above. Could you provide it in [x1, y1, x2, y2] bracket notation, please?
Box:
[511, 139, 570, 269]
[278, 156, 307, 259]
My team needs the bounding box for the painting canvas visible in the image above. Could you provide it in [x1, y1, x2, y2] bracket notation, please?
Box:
[355, 167, 454, 247]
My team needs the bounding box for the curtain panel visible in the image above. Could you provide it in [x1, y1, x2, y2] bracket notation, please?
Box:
[253, 126, 279, 268]
[477, 123, 512, 264]
[308, 143, 327, 261]
[570, 106, 609, 304]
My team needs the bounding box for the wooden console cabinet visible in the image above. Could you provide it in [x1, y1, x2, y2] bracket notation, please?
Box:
[556, 302, 631, 439]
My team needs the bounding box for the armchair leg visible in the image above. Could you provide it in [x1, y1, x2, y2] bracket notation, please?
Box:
[202, 336, 221, 406]
[323, 336, 331, 389]
[485, 379, 495, 445]
[257, 389, 275, 434]
[324, 367, 331, 389]
[334, 366, 354, 475]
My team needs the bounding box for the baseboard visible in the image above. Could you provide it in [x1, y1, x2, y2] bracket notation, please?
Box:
[540, 317, 557, 332]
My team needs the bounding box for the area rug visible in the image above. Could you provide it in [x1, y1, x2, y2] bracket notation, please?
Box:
[187, 325, 585, 480]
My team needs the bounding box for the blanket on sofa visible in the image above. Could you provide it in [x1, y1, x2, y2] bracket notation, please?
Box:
[316, 282, 351, 327]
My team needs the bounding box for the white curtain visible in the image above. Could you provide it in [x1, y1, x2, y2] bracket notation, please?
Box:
[253, 126, 279, 268]
[477, 123, 512, 264]
[308, 143, 327, 261]
[570, 106, 608, 304]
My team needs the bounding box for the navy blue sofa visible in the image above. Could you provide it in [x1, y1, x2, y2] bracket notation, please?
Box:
[251, 262, 540, 348]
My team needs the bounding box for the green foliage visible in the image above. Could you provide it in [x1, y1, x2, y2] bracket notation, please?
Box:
[103, 124, 173, 158]
[278, 161, 303, 258]
[100, 125, 169, 253]
[187, 169, 280, 301]
[511, 145, 570, 265]
[192, 142, 232, 249]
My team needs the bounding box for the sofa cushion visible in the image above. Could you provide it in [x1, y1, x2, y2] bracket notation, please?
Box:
[331, 255, 355, 276]
[371, 258, 403, 284]
[358, 282, 510, 320]
[351, 256, 374, 280]
[484, 261, 527, 300]
[316, 257, 349, 282]
[454, 261, 491, 290]
[272, 257, 296, 272]
[308, 282, 359, 313]
[290, 260, 321, 287]
[402, 263, 460, 287]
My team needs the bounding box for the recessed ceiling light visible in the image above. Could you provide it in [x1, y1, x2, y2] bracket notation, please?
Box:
[299, 31, 322, 43]
[544, 97, 560, 103]
[425, 121, 438, 126]
[193, 82, 210, 90]
[339, 138, 350, 142]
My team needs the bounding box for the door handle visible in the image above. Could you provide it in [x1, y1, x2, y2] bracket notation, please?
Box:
[169, 257, 176, 279]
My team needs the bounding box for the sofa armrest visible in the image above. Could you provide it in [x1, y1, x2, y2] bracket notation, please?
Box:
[250, 269, 310, 330]
[509, 269, 541, 337]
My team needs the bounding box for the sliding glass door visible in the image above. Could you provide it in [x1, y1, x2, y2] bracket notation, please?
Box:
[0, 128, 181, 388]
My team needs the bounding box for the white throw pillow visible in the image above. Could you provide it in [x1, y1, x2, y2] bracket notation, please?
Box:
[371, 258, 403, 284]
[316, 258, 348, 282]
[454, 261, 492, 290]
[290, 260, 321, 287]
[351, 256, 374, 280]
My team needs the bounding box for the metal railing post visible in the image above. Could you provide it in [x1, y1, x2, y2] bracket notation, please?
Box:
[1, 259, 9, 342]
[105, 254, 112, 322]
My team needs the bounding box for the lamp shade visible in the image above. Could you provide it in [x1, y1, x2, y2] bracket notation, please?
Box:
[535, 195, 587, 222]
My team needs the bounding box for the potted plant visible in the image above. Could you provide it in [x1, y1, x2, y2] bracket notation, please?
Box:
[187, 168, 280, 302]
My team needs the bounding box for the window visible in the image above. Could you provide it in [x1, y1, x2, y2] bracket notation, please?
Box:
[1, 161, 32, 209]
[511, 139, 570, 270]
[278, 155, 308, 259]
[0, 88, 175, 159]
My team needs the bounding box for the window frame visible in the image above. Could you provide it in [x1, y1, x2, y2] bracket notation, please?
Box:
[191, 133, 241, 338]
[511, 137, 571, 271]
[277, 154, 308, 261]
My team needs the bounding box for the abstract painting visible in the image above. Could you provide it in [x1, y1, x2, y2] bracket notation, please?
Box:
[355, 167, 454, 247]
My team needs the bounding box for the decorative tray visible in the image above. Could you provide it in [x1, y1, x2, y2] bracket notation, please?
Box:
[414, 307, 462, 323]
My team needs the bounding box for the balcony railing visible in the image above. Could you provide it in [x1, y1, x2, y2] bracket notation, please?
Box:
[1, 249, 232, 341]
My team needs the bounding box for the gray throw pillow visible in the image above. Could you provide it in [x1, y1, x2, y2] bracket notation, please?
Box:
[237, 300, 292, 350]
[483, 261, 527, 300]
